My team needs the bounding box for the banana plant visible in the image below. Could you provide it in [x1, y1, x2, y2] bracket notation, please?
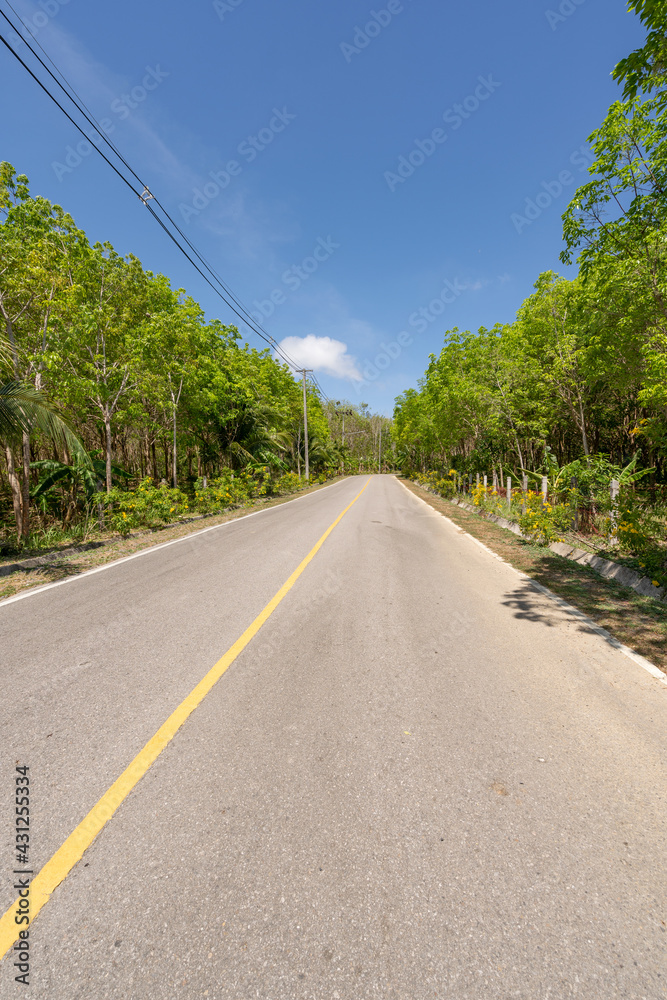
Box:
[31, 455, 128, 524]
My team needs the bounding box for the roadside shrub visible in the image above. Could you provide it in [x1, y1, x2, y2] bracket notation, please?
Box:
[471, 484, 503, 514]
[416, 470, 457, 499]
[95, 478, 189, 536]
[193, 471, 258, 512]
[275, 472, 302, 494]
[518, 491, 569, 545]
[614, 495, 667, 587]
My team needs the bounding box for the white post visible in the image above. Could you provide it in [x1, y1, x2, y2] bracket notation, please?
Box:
[506, 475, 512, 510]
[610, 479, 620, 545]
[483, 474, 487, 490]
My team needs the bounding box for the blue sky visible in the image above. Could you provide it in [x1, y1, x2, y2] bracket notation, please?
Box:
[0, 0, 645, 414]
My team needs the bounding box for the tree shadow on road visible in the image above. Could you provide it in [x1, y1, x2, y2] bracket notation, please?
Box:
[401, 480, 667, 672]
[502, 581, 610, 638]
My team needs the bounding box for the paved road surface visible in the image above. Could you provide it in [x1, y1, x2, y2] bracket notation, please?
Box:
[0, 475, 665, 999]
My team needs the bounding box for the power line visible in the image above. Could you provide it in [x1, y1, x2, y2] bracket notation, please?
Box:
[2, 3, 145, 189]
[312, 376, 332, 404]
[0, 9, 304, 374]
[0, 29, 144, 200]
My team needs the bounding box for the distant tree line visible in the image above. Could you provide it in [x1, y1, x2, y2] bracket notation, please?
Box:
[0, 166, 387, 543]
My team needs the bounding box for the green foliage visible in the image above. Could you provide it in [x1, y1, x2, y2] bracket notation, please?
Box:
[2, 164, 392, 543]
[274, 471, 303, 494]
[415, 470, 457, 499]
[470, 484, 505, 515]
[0, 381, 86, 459]
[94, 479, 189, 536]
[517, 492, 570, 546]
[612, 1, 667, 100]
[611, 487, 667, 586]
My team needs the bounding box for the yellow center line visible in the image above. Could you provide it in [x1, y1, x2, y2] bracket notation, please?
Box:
[0, 478, 370, 959]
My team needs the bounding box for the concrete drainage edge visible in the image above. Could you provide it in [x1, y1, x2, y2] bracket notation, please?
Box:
[415, 486, 667, 606]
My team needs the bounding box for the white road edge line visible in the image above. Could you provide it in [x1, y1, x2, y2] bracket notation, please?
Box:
[398, 478, 667, 689]
[0, 477, 353, 610]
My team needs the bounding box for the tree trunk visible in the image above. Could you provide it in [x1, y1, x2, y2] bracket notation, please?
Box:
[578, 396, 590, 459]
[21, 431, 31, 541]
[5, 446, 23, 538]
[172, 406, 178, 488]
[104, 412, 113, 492]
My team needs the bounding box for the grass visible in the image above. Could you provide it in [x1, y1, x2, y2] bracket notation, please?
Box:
[0, 478, 345, 601]
[402, 479, 667, 674]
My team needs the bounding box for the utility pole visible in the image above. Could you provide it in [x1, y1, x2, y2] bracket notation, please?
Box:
[336, 408, 353, 448]
[378, 422, 382, 473]
[297, 369, 313, 481]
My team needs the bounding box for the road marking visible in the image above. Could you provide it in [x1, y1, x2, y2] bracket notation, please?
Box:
[0, 476, 353, 609]
[0, 478, 370, 960]
[399, 479, 667, 689]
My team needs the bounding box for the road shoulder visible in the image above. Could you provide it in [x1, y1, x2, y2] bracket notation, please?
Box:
[0, 477, 349, 604]
[400, 478, 667, 676]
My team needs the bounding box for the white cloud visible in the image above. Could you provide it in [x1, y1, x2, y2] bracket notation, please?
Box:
[277, 335, 362, 381]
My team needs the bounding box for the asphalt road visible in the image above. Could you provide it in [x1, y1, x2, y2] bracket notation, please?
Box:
[0, 474, 665, 999]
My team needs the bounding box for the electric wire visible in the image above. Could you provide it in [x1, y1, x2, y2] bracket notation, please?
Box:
[0, 30, 144, 200]
[0, 12, 304, 373]
[1, 4, 146, 190]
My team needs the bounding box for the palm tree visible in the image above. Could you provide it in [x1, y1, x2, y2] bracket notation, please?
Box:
[1, 380, 88, 542]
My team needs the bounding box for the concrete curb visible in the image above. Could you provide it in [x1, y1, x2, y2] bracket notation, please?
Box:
[401, 480, 667, 688]
[420, 490, 667, 606]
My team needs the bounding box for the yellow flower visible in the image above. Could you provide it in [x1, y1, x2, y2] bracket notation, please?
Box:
[652, 580, 660, 587]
